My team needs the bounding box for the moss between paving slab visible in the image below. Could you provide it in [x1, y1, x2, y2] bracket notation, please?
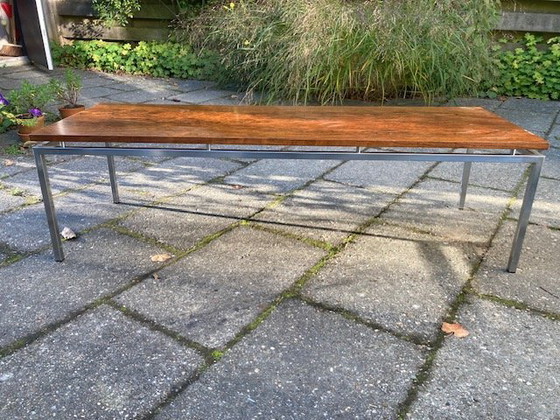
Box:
[4, 147, 557, 418]
[394, 165, 560, 418]
[0, 263, 167, 359]
[426, 174, 515, 194]
[476, 293, 560, 321]
[211, 163, 444, 357]
[106, 300, 215, 363]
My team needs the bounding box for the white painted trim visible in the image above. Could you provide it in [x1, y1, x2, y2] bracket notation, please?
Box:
[34, 0, 53, 70]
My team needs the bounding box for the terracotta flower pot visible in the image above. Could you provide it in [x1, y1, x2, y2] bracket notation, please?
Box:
[16, 114, 46, 146]
[59, 104, 85, 119]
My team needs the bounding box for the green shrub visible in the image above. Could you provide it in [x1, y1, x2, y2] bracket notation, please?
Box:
[7, 81, 53, 115]
[486, 34, 560, 100]
[52, 40, 220, 80]
[92, 0, 141, 26]
[183, 0, 499, 103]
[92, 0, 206, 26]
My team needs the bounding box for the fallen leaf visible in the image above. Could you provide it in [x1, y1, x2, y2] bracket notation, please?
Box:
[60, 227, 77, 240]
[3, 159, 15, 167]
[150, 253, 173, 262]
[441, 322, 470, 338]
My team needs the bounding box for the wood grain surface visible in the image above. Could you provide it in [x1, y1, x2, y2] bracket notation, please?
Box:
[29, 103, 550, 150]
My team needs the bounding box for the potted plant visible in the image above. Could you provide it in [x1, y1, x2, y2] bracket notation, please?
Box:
[0, 92, 18, 132]
[7, 81, 52, 143]
[50, 69, 85, 118]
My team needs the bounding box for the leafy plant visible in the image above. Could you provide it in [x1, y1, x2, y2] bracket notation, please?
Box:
[92, 0, 142, 26]
[183, 0, 500, 104]
[49, 69, 83, 108]
[7, 81, 52, 116]
[52, 41, 220, 80]
[485, 34, 560, 100]
[3, 144, 25, 155]
[0, 92, 17, 132]
[92, 0, 207, 26]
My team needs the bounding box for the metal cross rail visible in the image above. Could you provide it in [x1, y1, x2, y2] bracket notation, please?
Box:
[33, 143, 544, 272]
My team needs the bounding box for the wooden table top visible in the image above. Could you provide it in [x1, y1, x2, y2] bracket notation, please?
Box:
[30, 103, 549, 150]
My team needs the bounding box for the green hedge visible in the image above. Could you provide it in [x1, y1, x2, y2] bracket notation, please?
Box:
[52, 35, 560, 102]
[52, 41, 220, 80]
[487, 34, 560, 100]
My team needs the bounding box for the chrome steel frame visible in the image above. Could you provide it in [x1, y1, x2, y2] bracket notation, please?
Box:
[32, 144, 544, 272]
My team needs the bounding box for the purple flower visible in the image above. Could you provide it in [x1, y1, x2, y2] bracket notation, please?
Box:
[29, 108, 43, 117]
[0, 93, 9, 106]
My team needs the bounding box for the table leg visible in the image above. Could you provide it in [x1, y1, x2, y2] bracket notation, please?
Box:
[459, 150, 472, 210]
[507, 158, 543, 273]
[33, 149, 64, 262]
[106, 143, 120, 204]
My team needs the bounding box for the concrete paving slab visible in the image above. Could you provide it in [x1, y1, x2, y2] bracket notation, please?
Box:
[116, 227, 325, 348]
[494, 108, 556, 135]
[546, 125, 560, 147]
[0, 305, 203, 419]
[303, 223, 476, 341]
[429, 160, 527, 192]
[208, 145, 285, 163]
[0, 185, 131, 252]
[80, 97, 124, 106]
[498, 97, 560, 113]
[253, 180, 394, 244]
[77, 74, 120, 88]
[511, 177, 560, 228]
[473, 222, 560, 314]
[541, 146, 560, 180]
[324, 160, 433, 194]
[81, 85, 126, 99]
[0, 129, 20, 147]
[2, 155, 144, 197]
[0, 64, 33, 75]
[172, 79, 217, 92]
[381, 178, 511, 244]
[156, 299, 425, 419]
[119, 183, 273, 250]
[168, 89, 237, 104]
[2, 66, 558, 418]
[0, 188, 26, 212]
[0, 228, 167, 347]
[408, 298, 560, 419]
[224, 159, 339, 194]
[117, 157, 243, 202]
[0, 157, 25, 178]
[102, 81, 141, 92]
[0, 78, 25, 90]
[108, 89, 182, 104]
[118, 77, 186, 93]
[443, 97, 502, 110]
[4, 71, 51, 84]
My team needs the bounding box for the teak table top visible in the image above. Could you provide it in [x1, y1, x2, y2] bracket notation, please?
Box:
[30, 103, 550, 150]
